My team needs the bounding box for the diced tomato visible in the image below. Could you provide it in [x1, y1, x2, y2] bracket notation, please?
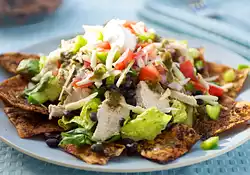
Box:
[114, 49, 134, 70]
[180, 60, 197, 81]
[209, 84, 224, 97]
[56, 60, 61, 68]
[72, 78, 93, 88]
[96, 41, 111, 50]
[84, 61, 91, 68]
[192, 81, 206, 92]
[52, 69, 59, 76]
[139, 65, 160, 82]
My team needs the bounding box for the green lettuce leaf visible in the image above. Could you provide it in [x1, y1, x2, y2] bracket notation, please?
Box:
[171, 100, 188, 123]
[121, 107, 172, 141]
[59, 128, 93, 147]
[17, 59, 40, 76]
[58, 98, 101, 130]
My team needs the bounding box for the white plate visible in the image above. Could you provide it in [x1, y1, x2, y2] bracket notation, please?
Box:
[0, 34, 250, 173]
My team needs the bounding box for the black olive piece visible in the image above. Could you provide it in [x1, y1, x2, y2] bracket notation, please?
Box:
[197, 68, 204, 74]
[192, 90, 203, 96]
[197, 99, 204, 105]
[46, 138, 60, 148]
[90, 112, 98, 122]
[126, 98, 136, 106]
[126, 142, 138, 156]
[44, 132, 61, 140]
[200, 134, 210, 141]
[119, 118, 125, 127]
[91, 143, 104, 153]
[124, 80, 133, 89]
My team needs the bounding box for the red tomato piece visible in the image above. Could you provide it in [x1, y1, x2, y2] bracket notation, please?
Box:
[52, 69, 58, 76]
[192, 81, 207, 92]
[84, 61, 91, 68]
[96, 41, 111, 50]
[180, 60, 197, 81]
[139, 65, 160, 82]
[56, 60, 61, 69]
[114, 49, 134, 70]
[209, 84, 224, 97]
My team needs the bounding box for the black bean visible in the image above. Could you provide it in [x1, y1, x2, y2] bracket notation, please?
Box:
[121, 138, 134, 145]
[124, 80, 133, 89]
[197, 99, 204, 105]
[126, 98, 136, 106]
[126, 90, 136, 98]
[90, 112, 97, 122]
[126, 142, 138, 156]
[91, 143, 104, 153]
[192, 90, 203, 96]
[119, 118, 125, 127]
[46, 138, 60, 148]
[44, 132, 61, 140]
[109, 84, 119, 92]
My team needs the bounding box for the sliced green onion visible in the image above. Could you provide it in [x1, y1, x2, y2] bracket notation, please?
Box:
[206, 104, 220, 120]
[200, 136, 219, 150]
[237, 64, 249, 70]
[185, 83, 194, 91]
[223, 69, 236, 82]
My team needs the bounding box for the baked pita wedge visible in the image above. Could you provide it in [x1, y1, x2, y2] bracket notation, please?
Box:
[204, 62, 249, 98]
[137, 124, 200, 164]
[4, 107, 62, 138]
[194, 95, 250, 137]
[0, 75, 48, 114]
[0, 53, 39, 74]
[61, 143, 125, 165]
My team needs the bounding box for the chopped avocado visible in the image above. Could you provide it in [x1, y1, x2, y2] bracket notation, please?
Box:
[138, 32, 155, 42]
[73, 35, 87, 53]
[206, 105, 220, 120]
[97, 32, 104, 41]
[223, 69, 236, 82]
[28, 91, 48, 104]
[171, 100, 188, 123]
[121, 107, 172, 141]
[96, 51, 120, 63]
[27, 77, 62, 104]
[200, 136, 219, 150]
[17, 59, 40, 76]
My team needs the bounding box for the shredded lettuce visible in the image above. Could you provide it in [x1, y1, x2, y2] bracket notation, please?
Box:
[58, 98, 101, 130]
[59, 128, 93, 147]
[121, 107, 172, 141]
[171, 100, 188, 123]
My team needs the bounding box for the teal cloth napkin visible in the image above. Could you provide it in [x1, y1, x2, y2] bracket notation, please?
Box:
[138, 0, 250, 60]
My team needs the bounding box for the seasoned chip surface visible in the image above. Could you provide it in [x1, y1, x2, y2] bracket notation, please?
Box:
[0, 52, 39, 74]
[4, 107, 63, 138]
[62, 143, 125, 165]
[194, 95, 250, 137]
[0, 75, 48, 114]
[138, 124, 200, 164]
[205, 62, 249, 98]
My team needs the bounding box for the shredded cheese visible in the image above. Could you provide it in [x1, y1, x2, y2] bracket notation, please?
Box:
[65, 92, 98, 111]
[160, 88, 171, 100]
[221, 83, 234, 92]
[198, 74, 209, 90]
[116, 60, 135, 87]
[204, 75, 219, 82]
[172, 63, 185, 80]
[170, 90, 198, 106]
[90, 50, 97, 69]
[58, 65, 75, 101]
[106, 46, 119, 70]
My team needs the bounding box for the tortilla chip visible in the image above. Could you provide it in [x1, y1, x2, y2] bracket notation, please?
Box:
[194, 95, 250, 137]
[0, 75, 48, 114]
[62, 143, 125, 165]
[204, 62, 249, 98]
[0, 52, 39, 74]
[138, 124, 200, 164]
[4, 107, 63, 138]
